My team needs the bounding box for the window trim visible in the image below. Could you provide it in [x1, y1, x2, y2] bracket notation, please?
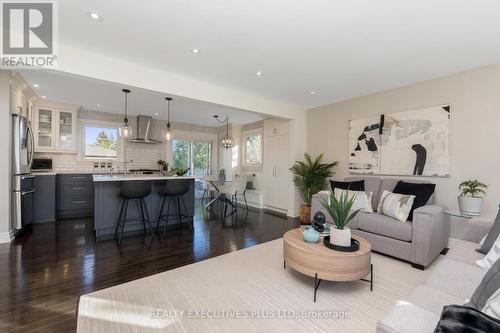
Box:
[78, 120, 124, 162]
[242, 128, 263, 166]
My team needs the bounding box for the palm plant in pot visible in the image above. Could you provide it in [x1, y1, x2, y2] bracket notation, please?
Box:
[458, 179, 488, 215]
[290, 154, 338, 224]
[321, 191, 361, 246]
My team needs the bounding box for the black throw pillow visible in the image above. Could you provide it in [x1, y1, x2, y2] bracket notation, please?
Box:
[393, 181, 436, 221]
[434, 305, 500, 333]
[330, 180, 365, 192]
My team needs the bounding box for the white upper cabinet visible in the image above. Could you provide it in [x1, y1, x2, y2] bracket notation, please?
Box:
[264, 118, 289, 137]
[33, 103, 78, 153]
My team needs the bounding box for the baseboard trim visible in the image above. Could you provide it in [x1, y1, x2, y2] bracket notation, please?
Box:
[0, 232, 12, 244]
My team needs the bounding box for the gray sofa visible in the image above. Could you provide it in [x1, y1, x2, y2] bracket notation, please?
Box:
[376, 218, 493, 332]
[311, 177, 449, 269]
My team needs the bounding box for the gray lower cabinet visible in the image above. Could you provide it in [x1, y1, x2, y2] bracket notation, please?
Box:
[33, 175, 56, 223]
[57, 174, 94, 219]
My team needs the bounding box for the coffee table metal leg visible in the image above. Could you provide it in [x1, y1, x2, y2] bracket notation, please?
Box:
[314, 273, 322, 302]
[360, 264, 373, 291]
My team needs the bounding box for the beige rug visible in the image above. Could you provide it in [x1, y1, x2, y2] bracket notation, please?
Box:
[77, 238, 440, 333]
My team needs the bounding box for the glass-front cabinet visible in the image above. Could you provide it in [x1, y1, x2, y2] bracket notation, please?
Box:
[58, 111, 74, 149]
[34, 106, 77, 152]
[37, 109, 54, 148]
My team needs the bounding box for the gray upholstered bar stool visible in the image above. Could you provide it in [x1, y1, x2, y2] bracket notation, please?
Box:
[156, 179, 192, 239]
[115, 181, 154, 244]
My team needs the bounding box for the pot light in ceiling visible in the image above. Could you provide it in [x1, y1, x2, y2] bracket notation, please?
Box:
[256, 71, 263, 76]
[87, 11, 103, 21]
[33, 83, 39, 88]
[96, 104, 101, 108]
[192, 48, 200, 54]
[310, 90, 316, 95]
[154, 112, 159, 116]
[41, 95, 46, 99]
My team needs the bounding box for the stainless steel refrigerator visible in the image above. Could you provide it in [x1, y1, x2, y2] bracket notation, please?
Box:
[12, 114, 35, 233]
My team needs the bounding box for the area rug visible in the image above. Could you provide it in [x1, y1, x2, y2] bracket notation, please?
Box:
[77, 238, 440, 332]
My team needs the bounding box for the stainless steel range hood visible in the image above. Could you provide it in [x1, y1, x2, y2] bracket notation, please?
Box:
[130, 115, 162, 144]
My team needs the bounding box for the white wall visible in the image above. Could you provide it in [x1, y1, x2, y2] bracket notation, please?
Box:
[307, 64, 500, 238]
[0, 70, 12, 242]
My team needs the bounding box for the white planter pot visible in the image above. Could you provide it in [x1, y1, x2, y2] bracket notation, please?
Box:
[458, 196, 483, 215]
[330, 227, 351, 247]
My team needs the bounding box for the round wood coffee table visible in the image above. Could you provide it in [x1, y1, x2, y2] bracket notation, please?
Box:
[283, 228, 373, 302]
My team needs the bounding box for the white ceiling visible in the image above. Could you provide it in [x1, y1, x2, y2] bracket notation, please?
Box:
[18, 69, 265, 127]
[57, 0, 500, 109]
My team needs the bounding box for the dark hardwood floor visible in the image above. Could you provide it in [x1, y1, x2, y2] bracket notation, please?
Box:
[0, 201, 299, 332]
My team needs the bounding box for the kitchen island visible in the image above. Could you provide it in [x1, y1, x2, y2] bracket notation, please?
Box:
[93, 174, 196, 240]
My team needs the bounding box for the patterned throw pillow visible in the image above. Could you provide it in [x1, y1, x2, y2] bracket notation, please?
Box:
[377, 190, 415, 223]
[333, 188, 373, 213]
[476, 234, 500, 270]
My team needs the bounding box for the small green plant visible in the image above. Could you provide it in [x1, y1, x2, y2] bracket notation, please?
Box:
[459, 179, 487, 197]
[320, 191, 361, 230]
[290, 153, 338, 205]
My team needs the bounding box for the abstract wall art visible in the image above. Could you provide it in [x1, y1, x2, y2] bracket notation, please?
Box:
[348, 104, 451, 177]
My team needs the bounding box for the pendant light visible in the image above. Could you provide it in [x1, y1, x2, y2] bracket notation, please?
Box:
[164, 97, 173, 141]
[119, 89, 132, 138]
[214, 115, 234, 149]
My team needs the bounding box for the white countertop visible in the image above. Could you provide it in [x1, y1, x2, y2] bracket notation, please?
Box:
[93, 174, 197, 182]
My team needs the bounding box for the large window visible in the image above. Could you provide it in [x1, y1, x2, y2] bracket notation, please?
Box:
[83, 125, 119, 159]
[172, 140, 212, 176]
[243, 129, 262, 165]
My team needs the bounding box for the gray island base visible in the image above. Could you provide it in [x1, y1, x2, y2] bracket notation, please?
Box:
[93, 175, 196, 240]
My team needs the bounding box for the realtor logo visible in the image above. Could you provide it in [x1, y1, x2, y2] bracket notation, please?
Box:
[1, 1, 57, 67]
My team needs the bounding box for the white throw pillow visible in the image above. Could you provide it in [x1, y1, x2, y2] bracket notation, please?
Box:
[334, 188, 373, 213]
[377, 190, 415, 223]
[482, 287, 500, 319]
[476, 234, 500, 270]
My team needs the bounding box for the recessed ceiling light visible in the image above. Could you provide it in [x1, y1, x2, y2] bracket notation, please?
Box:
[96, 104, 101, 108]
[41, 95, 46, 99]
[33, 83, 39, 88]
[256, 71, 263, 76]
[87, 11, 103, 21]
[154, 112, 159, 116]
[310, 90, 316, 95]
[192, 48, 200, 54]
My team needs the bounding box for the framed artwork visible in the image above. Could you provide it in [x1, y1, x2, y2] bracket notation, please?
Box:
[348, 104, 451, 177]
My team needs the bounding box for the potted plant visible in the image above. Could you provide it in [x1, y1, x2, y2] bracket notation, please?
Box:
[290, 153, 338, 224]
[321, 191, 361, 246]
[458, 179, 488, 215]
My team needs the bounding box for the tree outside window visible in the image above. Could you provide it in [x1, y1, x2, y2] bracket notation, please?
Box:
[243, 131, 262, 165]
[84, 126, 118, 158]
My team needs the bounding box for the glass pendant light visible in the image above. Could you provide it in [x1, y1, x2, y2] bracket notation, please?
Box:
[214, 115, 234, 149]
[164, 97, 173, 141]
[119, 89, 132, 138]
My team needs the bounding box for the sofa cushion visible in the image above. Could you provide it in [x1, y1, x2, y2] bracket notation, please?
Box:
[477, 207, 500, 254]
[447, 239, 485, 266]
[393, 181, 436, 221]
[376, 301, 439, 333]
[377, 190, 415, 223]
[344, 177, 381, 209]
[330, 179, 364, 191]
[425, 259, 486, 300]
[378, 178, 435, 207]
[467, 257, 500, 311]
[357, 213, 413, 241]
[409, 285, 464, 314]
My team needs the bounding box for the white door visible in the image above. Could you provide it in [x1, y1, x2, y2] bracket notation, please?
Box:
[263, 136, 276, 206]
[274, 135, 289, 210]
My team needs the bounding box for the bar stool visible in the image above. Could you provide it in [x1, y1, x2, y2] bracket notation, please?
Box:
[114, 181, 154, 244]
[156, 179, 192, 239]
